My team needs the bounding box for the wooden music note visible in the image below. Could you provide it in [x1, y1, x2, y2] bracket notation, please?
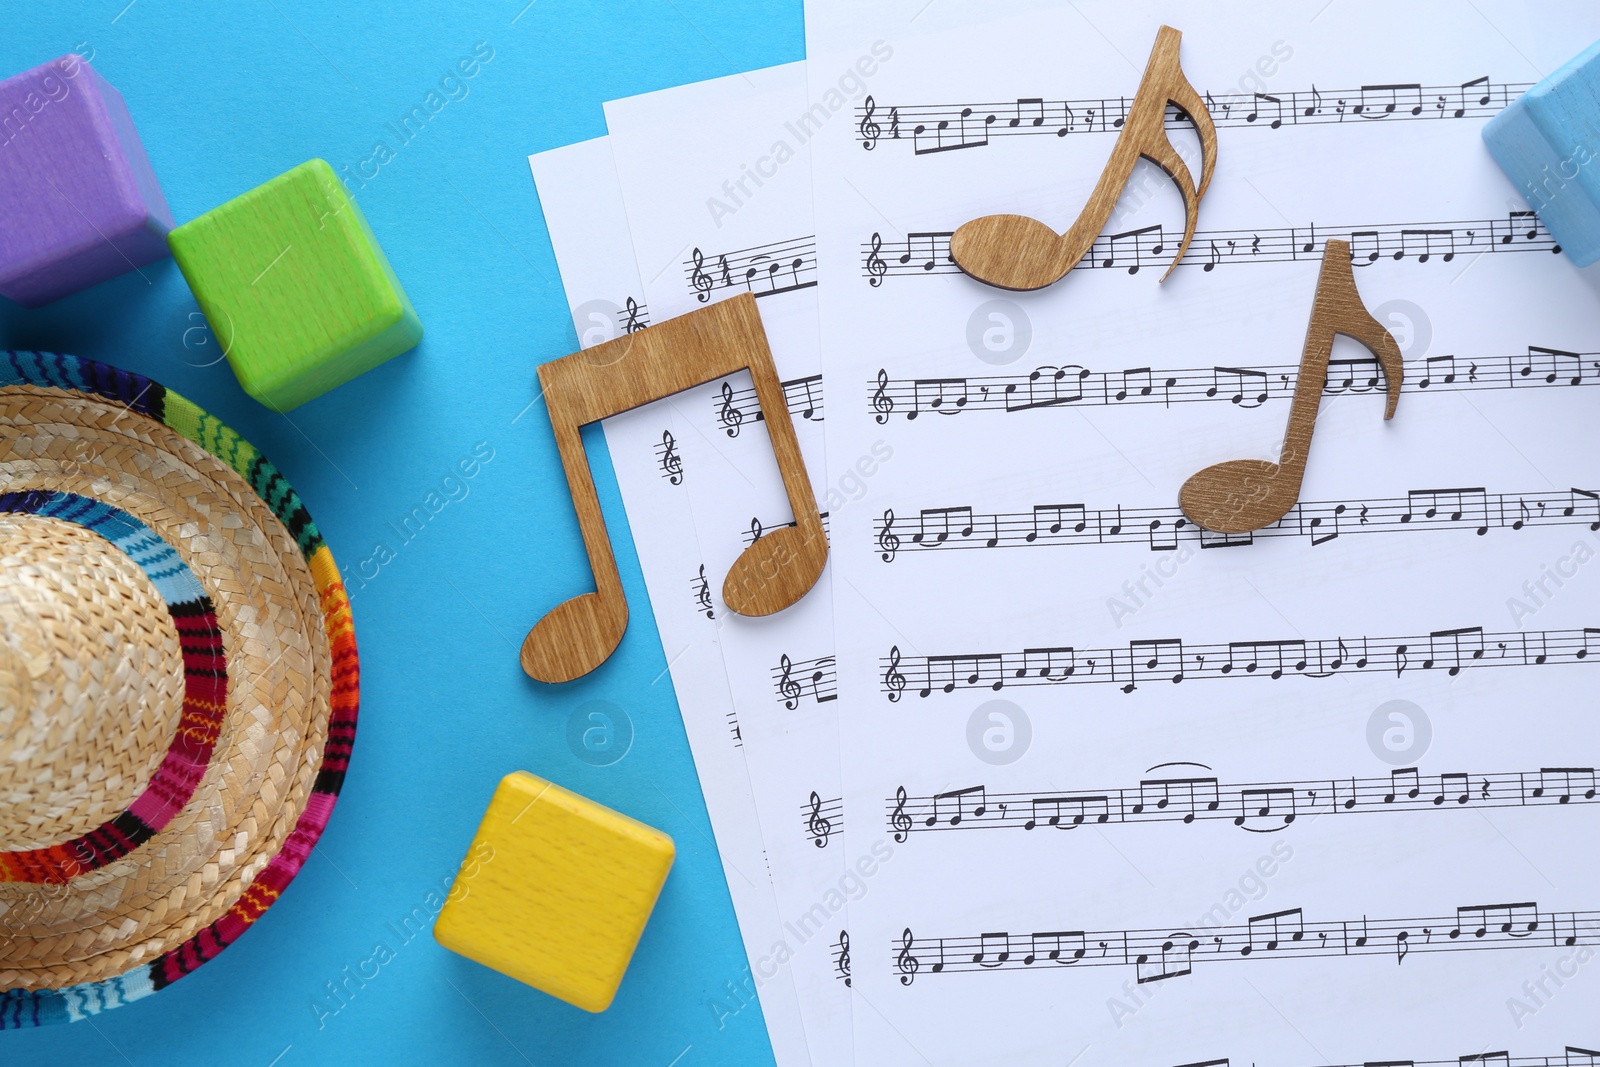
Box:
[949, 25, 1217, 291]
[1179, 239, 1404, 533]
[521, 294, 827, 682]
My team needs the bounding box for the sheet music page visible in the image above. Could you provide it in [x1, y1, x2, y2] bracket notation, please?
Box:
[806, 2, 1600, 1064]
[605, 64, 859, 1066]
[527, 137, 811, 1067]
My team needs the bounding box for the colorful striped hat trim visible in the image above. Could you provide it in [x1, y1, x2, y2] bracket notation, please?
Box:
[0, 352, 359, 1028]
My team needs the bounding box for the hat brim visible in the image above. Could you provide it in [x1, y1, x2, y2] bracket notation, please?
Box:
[0, 352, 358, 1028]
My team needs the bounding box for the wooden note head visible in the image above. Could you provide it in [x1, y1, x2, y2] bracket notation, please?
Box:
[521, 591, 629, 686]
[521, 294, 828, 683]
[951, 213, 1075, 291]
[1179, 459, 1293, 534]
[724, 523, 829, 617]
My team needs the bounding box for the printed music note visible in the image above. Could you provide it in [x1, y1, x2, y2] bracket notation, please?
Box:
[1534, 767, 1599, 804]
[521, 296, 827, 682]
[1242, 908, 1305, 954]
[1456, 75, 1492, 117]
[1398, 228, 1457, 262]
[1025, 930, 1089, 965]
[1027, 504, 1089, 543]
[1123, 638, 1186, 692]
[1208, 366, 1270, 407]
[1246, 91, 1284, 128]
[1134, 776, 1221, 823]
[1025, 794, 1111, 830]
[1180, 240, 1403, 533]
[1101, 224, 1167, 274]
[926, 785, 988, 827]
[899, 232, 946, 272]
[1357, 82, 1425, 117]
[1522, 345, 1586, 386]
[951, 25, 1216, 290]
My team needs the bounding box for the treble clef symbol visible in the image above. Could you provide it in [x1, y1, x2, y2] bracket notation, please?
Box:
[807, 791, 833, 848]
[659, 430, 683, 485]
[860, 95, 882, 150]
[623, 296, 645, 334]
[884, 645, 907, 702]
[878, 508, 900, 563]
[718, 380, 744, 438]
[691, 248, 714, 302]
[835, 930, 852, 986]
[867, 232, 888, 287]
[694, 564, 714, 620]
[872, 368, 894, 424]
[779, 654, 803, 709]
[891, 785, 912, 842]
[897, 928, 920, 986]
[749, 516, 764, 544]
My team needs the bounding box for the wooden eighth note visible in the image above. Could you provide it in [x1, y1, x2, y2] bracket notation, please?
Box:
[522, 294, 827, 683]
[950, 25, 1217, 291]
[1179, 239, 1403, 534]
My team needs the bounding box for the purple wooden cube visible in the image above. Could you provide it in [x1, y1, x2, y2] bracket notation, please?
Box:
[0, 55, 174, 307]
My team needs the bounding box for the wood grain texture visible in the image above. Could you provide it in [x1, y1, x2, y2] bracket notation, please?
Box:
[1179, 239, 1404, 534]
[1483, 37, 1600, 267]
[950, 25, 1217, 291]
[432, 771, 675, 1013]
[521, 293, 827, 683]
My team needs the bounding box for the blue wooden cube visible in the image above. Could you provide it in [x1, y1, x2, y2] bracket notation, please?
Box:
[1483, 39, 1600, 267]
[0, 55, 174, 307]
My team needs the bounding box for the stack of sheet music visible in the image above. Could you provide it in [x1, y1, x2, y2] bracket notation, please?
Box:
[528, 2, 1600, 1063]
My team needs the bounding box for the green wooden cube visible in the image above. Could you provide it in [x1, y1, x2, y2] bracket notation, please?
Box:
[169, 159, 422, 411]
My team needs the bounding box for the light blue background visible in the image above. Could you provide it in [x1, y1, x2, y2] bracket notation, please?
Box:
[2, 3, 801, 1064]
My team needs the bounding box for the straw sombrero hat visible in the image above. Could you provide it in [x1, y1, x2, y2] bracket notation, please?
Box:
[0, 352, 358, 1027]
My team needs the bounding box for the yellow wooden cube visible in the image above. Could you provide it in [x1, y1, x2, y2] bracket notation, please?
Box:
[433, 771, 675, 1012]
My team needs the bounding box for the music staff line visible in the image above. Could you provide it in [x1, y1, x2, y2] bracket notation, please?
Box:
[717, 374, 825, 437]
[856, 75, 1527, 152]
[892, 902, 1600, 985]
[884, 765, 1599, 841]
[879, 625, 1600, 700]
[803, 791, 844, 848]
[863, 212, 1559, 284]
[873, 485, 1600, 559]
[1172, 1051, 1600, 1067]
[688, 235, 817, 303]
[867, 346, 1600, 422]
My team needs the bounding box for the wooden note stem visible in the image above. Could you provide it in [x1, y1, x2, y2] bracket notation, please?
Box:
[1179, 239, 1404, 534]
[522, 294, 827, 683]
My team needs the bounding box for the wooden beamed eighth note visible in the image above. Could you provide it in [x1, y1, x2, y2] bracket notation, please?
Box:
[522, 294, 827, 683]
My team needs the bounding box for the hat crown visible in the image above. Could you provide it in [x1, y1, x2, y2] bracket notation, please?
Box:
[0, 513, 185, 853]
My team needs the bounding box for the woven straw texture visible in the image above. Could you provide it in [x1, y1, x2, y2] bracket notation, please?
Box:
[0, 352, 359, 1028]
